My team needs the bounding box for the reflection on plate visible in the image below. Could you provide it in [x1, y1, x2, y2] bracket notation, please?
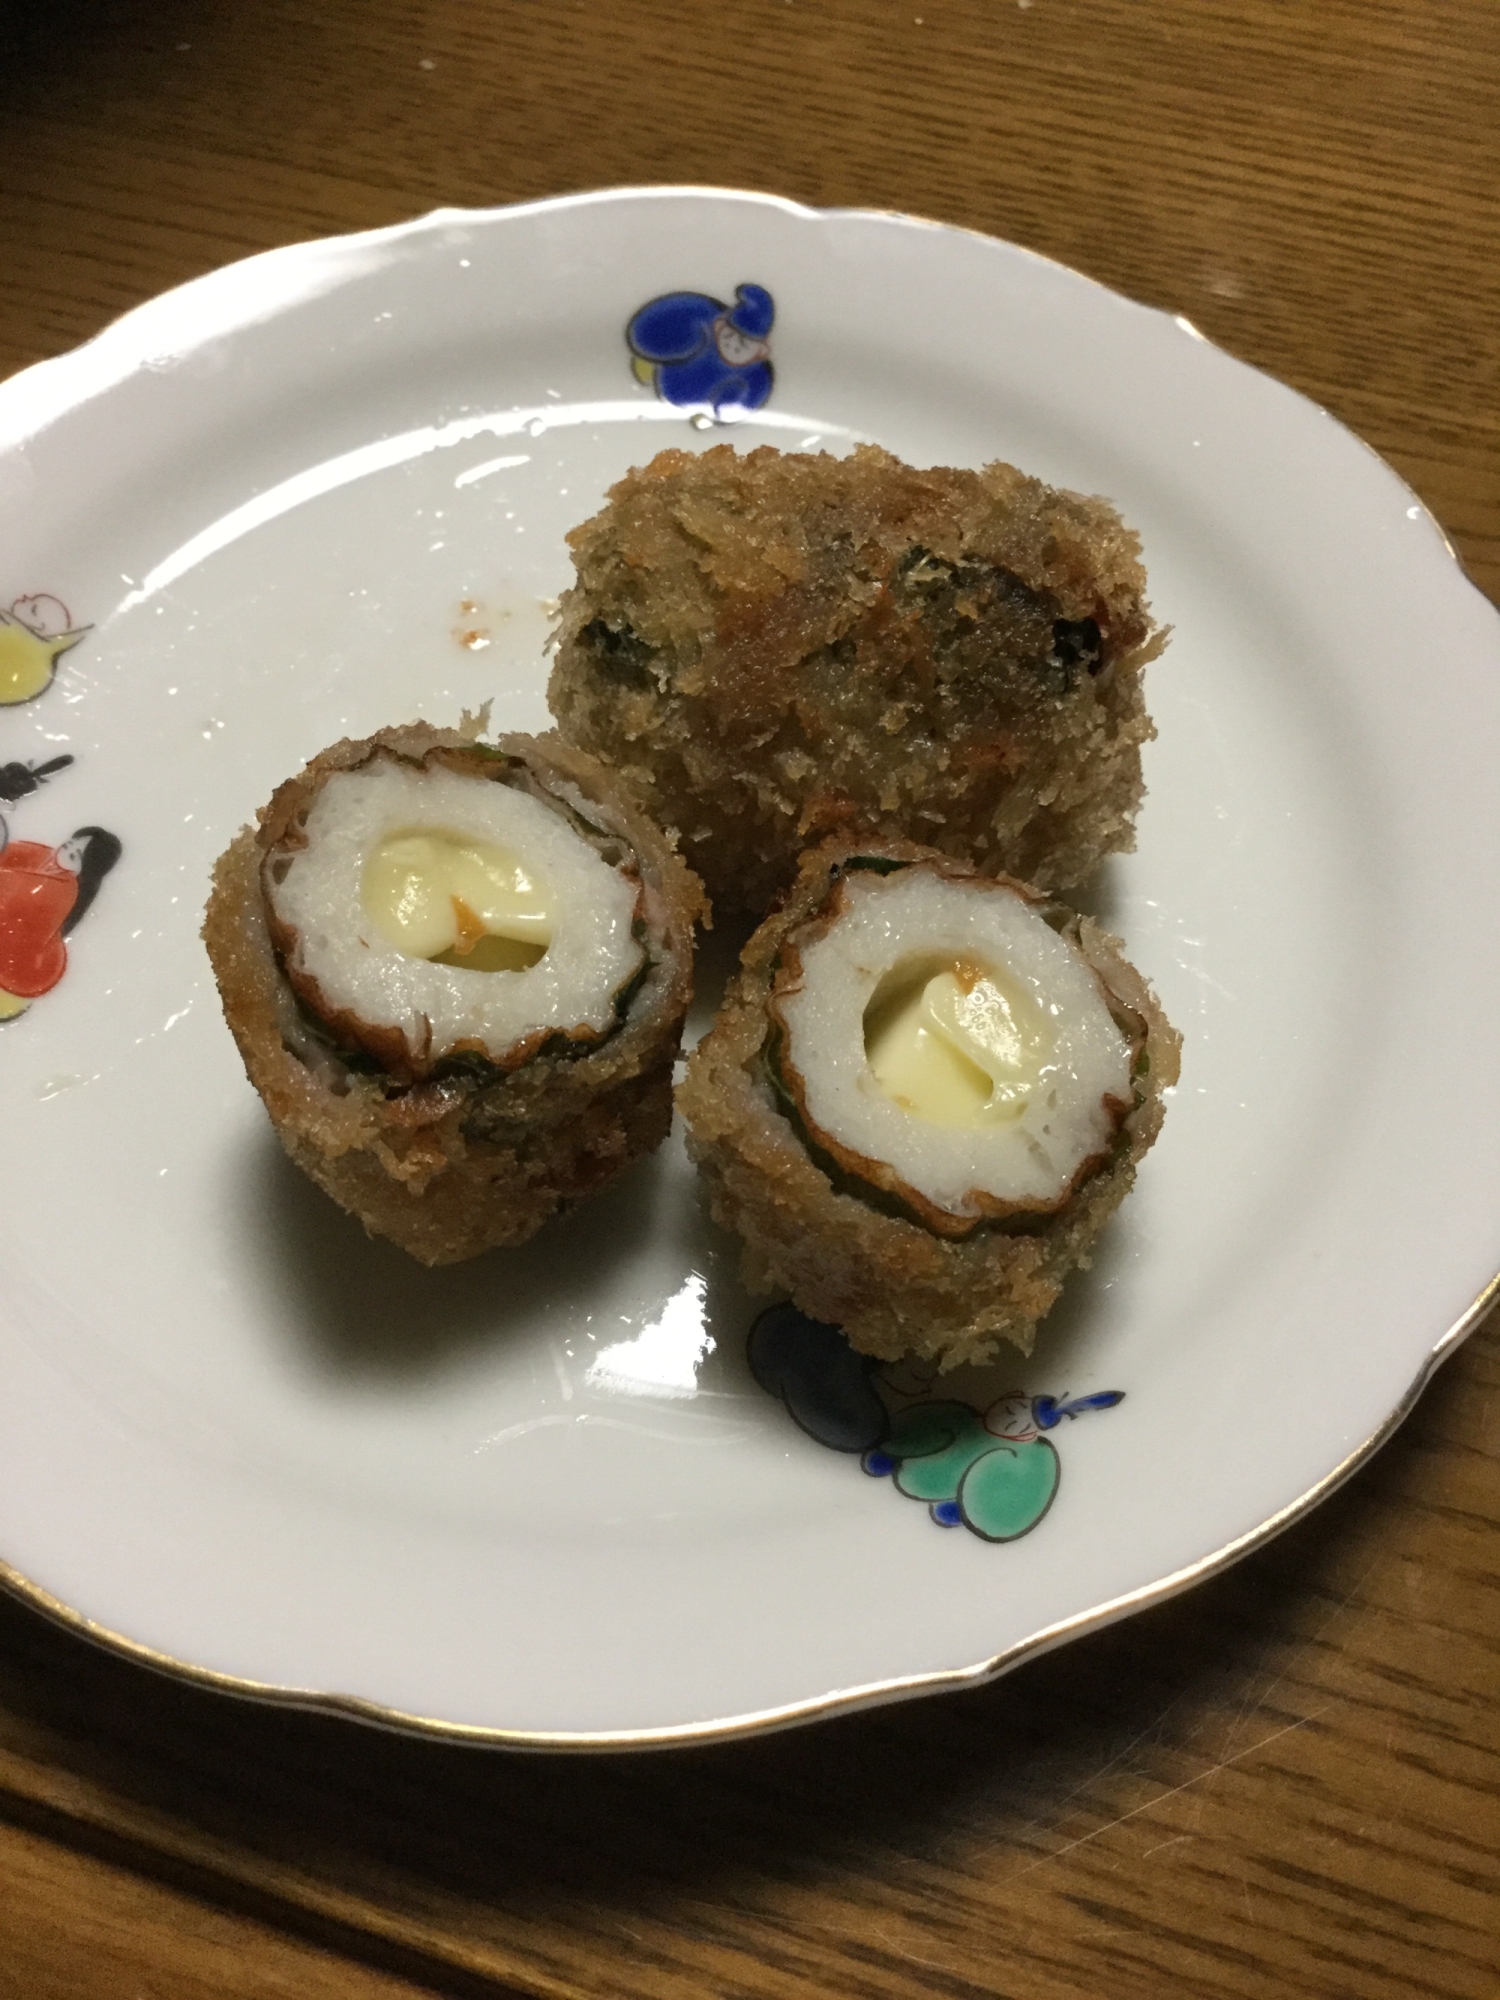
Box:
[0, 189, 1497, 1746]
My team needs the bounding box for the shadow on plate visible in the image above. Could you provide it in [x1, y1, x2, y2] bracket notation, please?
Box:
[238, 1124, 704, 1385]
[1059, 851, 1126, 929]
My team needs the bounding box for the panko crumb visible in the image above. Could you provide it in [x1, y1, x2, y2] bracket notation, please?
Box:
[550, 443, 1167, 915]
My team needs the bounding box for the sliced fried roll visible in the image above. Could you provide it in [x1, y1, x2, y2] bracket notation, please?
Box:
[679, 840, 1179, 1366]
[204, 720, 704, 1264]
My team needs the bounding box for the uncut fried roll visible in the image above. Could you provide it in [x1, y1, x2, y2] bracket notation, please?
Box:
[550, 444, 1165, 914]
[203, 721, 705, 1264]
[678, 840, 1178, 1366]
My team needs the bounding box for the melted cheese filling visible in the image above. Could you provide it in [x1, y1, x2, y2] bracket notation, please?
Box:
[266, 757, 643, 1067]
[362, 830, 551, 971]
[864, 958, 1053, 1127]
[774, 867, 1133, 1222]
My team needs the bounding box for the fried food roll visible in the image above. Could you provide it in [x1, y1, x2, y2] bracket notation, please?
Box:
[550, 443, 1166, 914]
[204, 720, 704, 1263]
[678, 840, 1179, 1365]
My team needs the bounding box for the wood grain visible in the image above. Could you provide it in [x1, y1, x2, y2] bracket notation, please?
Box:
[0, 0, 1496, 1994]
[0, 1820, 439, 2000]
[1, 0, 1496, 597]
[0, 1316, 1496, 1998]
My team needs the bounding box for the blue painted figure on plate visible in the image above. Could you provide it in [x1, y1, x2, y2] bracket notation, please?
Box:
[627, 284, 775, 415]
[748, 1302, 1124, 1543]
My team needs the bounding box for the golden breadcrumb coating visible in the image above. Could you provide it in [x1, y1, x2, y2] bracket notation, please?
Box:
[203, 721, 705, 1264]
[550, 443, 1166, 914]
[677, 839, 1179, 1366]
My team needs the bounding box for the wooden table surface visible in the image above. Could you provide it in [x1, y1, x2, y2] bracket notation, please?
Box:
[1, 1, 1497, 1994]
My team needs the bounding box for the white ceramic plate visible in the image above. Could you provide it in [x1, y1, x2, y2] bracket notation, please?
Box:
[1, 189, 1496, 1747]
